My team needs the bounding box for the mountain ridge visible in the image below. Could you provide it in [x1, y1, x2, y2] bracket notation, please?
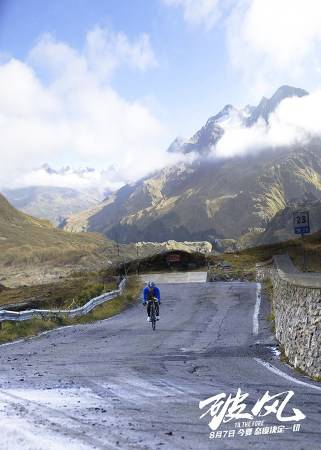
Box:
[168, 85, 309, 156]
[58, 85, 321, 247]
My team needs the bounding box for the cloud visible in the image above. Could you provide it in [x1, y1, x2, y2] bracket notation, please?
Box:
[16, 166, 125, 196]
[164, 0, 321, 96]
[85, 26, 158, 80]
[0, 28, 175, 190]
[163, 0, 222, 30]
[226, 0, 321, 96]
[215, 90, 321, 158]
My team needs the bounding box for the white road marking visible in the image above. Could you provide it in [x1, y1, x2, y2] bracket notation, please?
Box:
[254, 358, 321, 392]
[253, 282, 261, 335]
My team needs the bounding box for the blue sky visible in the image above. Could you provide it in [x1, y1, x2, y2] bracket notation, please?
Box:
[0, 0, 245, 136]
[1, 0, 321, 190]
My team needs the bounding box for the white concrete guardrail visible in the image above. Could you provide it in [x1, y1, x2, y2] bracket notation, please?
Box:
[0, 278, 127, 323]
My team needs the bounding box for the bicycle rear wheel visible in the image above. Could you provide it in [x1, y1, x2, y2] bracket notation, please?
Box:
[151, 303, 156, 331]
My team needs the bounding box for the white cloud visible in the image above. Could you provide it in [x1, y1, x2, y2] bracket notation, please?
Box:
[85, 26, 158, 80]
[0, 28, 175, 190]
[17, 166, 125, 196]
[163, 0, 222, 29]
[164, 0, 321, 97]
[226, 0, 321, 97]
[215, 90, 321, 158]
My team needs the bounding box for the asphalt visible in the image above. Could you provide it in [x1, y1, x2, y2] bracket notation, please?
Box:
[0, 275, 320, 449]
[140, 272, 208, 284]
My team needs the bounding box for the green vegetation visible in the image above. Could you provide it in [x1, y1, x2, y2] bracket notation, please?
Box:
[0, 192, 121, 287]
[0, 276, 141, 344]
[0, 318, 57, 344]
[207, 227, 321, 279]
[0, 270, 117, 310]
[240, 230, 321, 272]
[0, 192, 112, 266]
[207, 252, 257, 281]
[68, 276, 141, 325]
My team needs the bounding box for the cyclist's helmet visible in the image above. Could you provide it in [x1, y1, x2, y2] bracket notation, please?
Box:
[148, 281, 155, 288]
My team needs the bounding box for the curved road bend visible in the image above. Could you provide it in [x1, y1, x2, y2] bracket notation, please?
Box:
[0, 274, 319, 449]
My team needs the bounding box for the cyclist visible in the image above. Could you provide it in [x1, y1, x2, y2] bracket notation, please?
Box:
[142, 281, 161, 322]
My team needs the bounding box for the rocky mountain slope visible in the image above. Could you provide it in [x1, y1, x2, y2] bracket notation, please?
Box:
[256, 196, 321, 245]
[63, 85, 319, 246]
[63, 143, 321, 245]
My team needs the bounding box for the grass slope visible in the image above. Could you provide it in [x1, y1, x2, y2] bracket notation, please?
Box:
[0, 277, 141, 344]
[0, 193, 119, 285]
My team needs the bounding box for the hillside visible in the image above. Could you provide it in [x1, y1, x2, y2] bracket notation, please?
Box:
[63, 144, 321, 245]
[255, 197, 321, 245]
[0, 193, 117, 286]
[0, 193, 216, 287]
[241, 228, 321, 273]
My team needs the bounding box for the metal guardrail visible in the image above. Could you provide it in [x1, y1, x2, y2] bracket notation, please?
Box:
[0, 278, 127, 323]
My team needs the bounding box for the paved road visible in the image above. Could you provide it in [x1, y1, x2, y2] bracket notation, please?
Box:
[140, 271, 208, 284]
[0, 277, 320, 449]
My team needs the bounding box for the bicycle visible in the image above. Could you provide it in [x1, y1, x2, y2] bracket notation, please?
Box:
[148, 297, 158, 331]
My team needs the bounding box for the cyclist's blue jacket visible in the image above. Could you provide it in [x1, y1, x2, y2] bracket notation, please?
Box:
[143, 286, 161, 303]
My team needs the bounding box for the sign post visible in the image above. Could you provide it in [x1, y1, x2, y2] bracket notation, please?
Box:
[293, 211, 310, 271]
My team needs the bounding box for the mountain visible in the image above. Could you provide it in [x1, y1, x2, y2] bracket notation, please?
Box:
[168, 104, 244, 156]
[63, 142, 321, 245]
[3, 186, 99, 226]
[245, 85, 308, 127]
[168, 85, 308, 156]
[2, 162, 126, 226]
[62, 85, 318, 246]
[255, 196, 321, 245]
[0, 193, 116, 284]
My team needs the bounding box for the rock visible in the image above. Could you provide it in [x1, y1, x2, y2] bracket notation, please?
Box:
[257, 255, 321, 378]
